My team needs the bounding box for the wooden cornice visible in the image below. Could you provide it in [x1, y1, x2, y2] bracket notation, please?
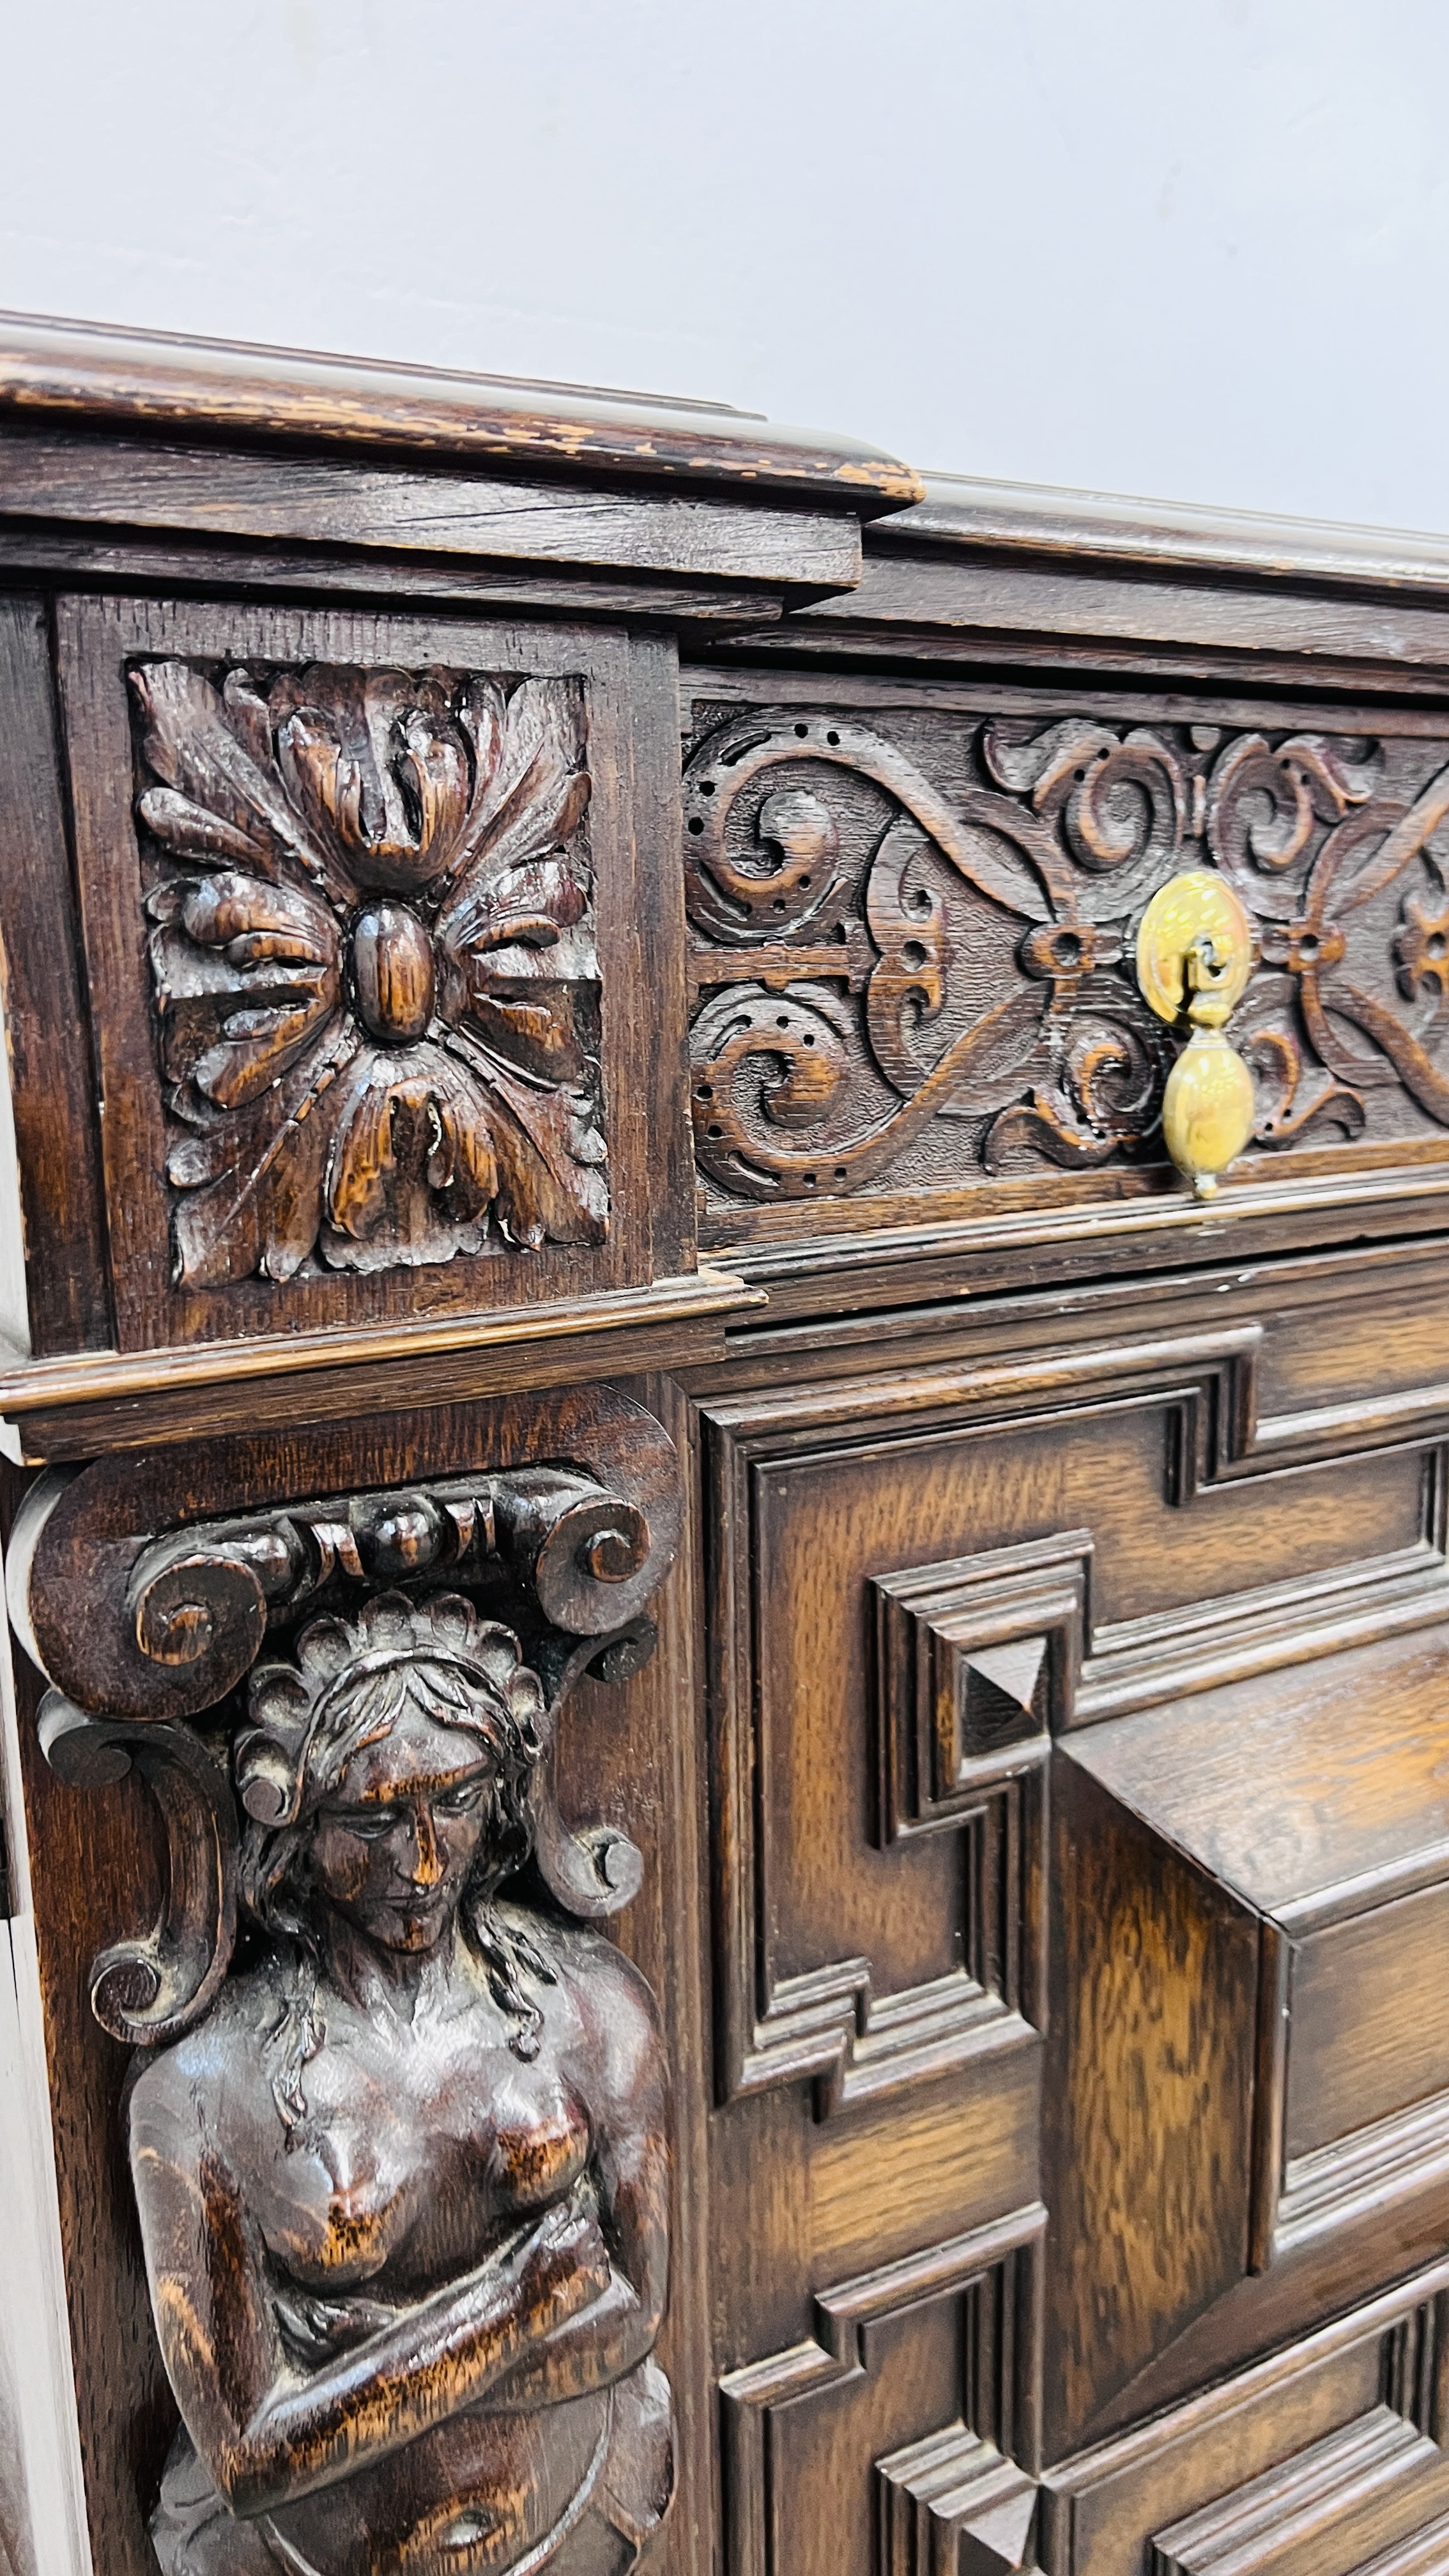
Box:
[0, 309, 923, 510]
[875, 470, 1449, 598]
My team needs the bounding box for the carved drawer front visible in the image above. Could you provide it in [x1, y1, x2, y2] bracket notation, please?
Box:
[682, 680, 1449, 1249]
[698, 1290, 1441, 2124]
[3, 593, 694, 1368]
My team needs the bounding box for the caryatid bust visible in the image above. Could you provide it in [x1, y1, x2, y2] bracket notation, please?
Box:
[128, 1590, 673, 2576]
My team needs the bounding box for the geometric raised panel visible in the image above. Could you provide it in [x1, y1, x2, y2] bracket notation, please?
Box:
[703, 1390, 1114, 2113]
[1150, 2409, 1438, 2576]
[1041, 2272, 1449, 2574]
[877, 2424, 1039, 2575]
[702, 1347, 1449, 2128]
[1065, 1625, 1449, 2294]
[871, 1533, 1089, 1843]
[720, 2202, 1045, 2576]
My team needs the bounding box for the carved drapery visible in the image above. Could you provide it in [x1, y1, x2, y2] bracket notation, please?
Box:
[684, 707, 1449, 1204]
[133, 658, 605, 1285]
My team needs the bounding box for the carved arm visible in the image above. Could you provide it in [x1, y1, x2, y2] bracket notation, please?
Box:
[490, 1938, 671, 2412]
[128, 2076, 611, 2518]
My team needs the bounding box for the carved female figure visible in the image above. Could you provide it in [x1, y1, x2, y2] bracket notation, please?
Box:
[129, 1592, 671, 2576]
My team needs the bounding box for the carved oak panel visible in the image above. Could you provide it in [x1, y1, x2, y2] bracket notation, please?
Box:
[683, 694, 1449, 1238]
[1039, 2271, 1449, 2576]
[52, 597, 693, 1354]
[720, 2204, 1045, 2576]
[132, 656, 605, 1286]
[696, 1323, 1435, 2117]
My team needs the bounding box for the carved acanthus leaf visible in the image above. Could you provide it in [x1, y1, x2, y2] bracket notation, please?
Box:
[134, 659, 606, 1284]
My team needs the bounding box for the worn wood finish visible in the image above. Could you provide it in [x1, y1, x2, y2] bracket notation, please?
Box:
[0, 431, 866, 595]
[0, 1266, 761, 1463]
[0, 526, 811, 634]
[10, 321, 1449, 2576]
[738, 471, 1449, 691]
[0, 311, 923, 507]
[0, 595, 110, 1354]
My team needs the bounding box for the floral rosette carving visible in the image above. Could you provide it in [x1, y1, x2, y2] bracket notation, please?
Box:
[133, 659, 606, 1285]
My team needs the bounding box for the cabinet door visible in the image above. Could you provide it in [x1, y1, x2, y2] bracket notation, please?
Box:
[693, 1239, 1449, 2574]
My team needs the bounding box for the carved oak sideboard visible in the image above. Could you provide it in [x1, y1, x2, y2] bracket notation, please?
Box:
[4, 315, 1449, 2576]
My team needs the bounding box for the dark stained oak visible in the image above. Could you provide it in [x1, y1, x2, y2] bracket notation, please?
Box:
[0, 430, 867, 595]
[0, 310, 923, 507]
[10, 1391, 686, 2576]
[0, 595, 111, 1355]
[8, 320, 1449, 2576]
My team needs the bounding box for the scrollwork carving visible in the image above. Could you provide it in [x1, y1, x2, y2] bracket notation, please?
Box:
[984, 1010, 1169, 1175]
[1206, 732, 1377, 898]
[684, 701, 1449, 1208]
[37, 1698, 238, 2045]
[983, 714, 1186, 902]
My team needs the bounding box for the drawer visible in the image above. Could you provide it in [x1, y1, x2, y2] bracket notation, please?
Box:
[683, 675, 1449, 1280]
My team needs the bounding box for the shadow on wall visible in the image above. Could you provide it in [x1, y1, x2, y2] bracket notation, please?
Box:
[0, 2331, 36, 2576]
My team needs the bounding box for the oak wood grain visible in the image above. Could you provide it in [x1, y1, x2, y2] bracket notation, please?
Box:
[0, 596, 110, 1355]
[0, 431, 863, 592]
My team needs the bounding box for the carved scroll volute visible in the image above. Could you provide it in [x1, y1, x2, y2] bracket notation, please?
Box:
[38, 1698, 238, 2045]
[6, 1390, 683, 2041]
[529, 1621, 661, 1917]
[7, 1471, 250, 2046]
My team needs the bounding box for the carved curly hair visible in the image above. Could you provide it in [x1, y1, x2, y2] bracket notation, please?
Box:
[234, 1593, 555, 2142]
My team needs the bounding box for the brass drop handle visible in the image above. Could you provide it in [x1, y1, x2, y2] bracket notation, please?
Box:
[1136, 870, 1256, 1199]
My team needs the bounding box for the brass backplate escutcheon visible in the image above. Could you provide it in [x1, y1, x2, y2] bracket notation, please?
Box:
[1137, 870, 1256, 1197]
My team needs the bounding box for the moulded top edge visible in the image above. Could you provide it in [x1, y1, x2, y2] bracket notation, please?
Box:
[874, 467, 1449, 595]
[0, 310, 925, 512]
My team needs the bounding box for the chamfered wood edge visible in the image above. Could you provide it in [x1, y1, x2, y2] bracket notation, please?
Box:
[0, 310, 924, 509]
[0, 1266, 766, 1462]
[701, 1161, 1449, 1325]
[874, 471, 1449, 599]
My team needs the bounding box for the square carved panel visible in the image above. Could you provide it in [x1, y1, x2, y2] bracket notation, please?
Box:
[53, 595, 692, 1353]
[132, 655, 606, 1288]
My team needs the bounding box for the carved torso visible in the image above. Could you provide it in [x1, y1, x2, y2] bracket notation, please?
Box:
[148, 1924, 606, 2298]
[130, 1915, 664, 2576]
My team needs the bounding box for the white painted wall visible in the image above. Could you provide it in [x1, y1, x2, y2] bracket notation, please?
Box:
[1, 0, 1445, 532]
